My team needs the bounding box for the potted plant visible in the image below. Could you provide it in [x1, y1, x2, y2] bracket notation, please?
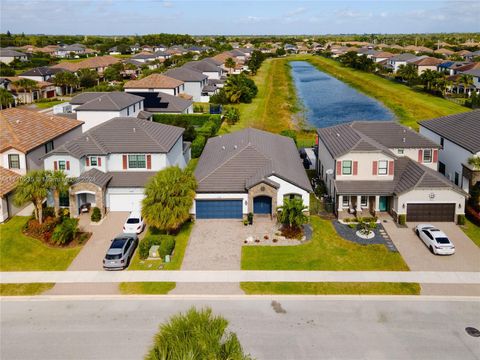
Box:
[243, 219, 248, 226]
[247, 212, 253, 225]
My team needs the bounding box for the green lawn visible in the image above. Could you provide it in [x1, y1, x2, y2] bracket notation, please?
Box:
[462, 218, 480, 247]
[241, 216, 419, 295]
[0, 217, 83, 296]
[119, 222, 193, 294]
[35, 100, 64, 109]
[298, 55, 469, 130]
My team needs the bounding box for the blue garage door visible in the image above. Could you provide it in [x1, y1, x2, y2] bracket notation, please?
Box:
[253, 196, 272, 214]
[196, 200, 243, 219]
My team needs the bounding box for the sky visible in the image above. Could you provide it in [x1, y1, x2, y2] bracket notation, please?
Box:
[1, 0, 479, 35]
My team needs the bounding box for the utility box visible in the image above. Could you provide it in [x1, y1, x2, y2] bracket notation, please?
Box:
[149, 245, 160, 259]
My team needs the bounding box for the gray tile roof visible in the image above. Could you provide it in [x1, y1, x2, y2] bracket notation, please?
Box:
[335, 180, 394, 196]
[165, 67, 208, 82]
[49, 117, 184, 158]
[419, 110, 480, 153]
[195, 128, 312, 193]
[463, 69, 480, 78]
[203, 58, 223, 66]
[108, 171, 155, 188]
[389, 53, 418, 61]
[19, 66, 56, 77]
[0, 49, 26, 57]
[72, 92, 144, 111]
[184, 59, 222, 73]
[75, 168, 112, 188]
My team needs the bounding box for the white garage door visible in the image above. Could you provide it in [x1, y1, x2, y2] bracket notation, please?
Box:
[108, 193, 145, 212]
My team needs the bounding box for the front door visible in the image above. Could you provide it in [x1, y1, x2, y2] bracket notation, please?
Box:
[253, 196, 272, 214]
[379, 196, 387, 211]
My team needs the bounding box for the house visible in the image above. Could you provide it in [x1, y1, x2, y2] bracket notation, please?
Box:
[108, 46, 121, 55]
[70, 92, 145, 131]
[0, 108, 83, 222]
[434, 48, 454, 57]
[3, 76, 57, 103]
[371, 51, 394, 63]
[403, 45, 433, 54]
[456, 50, 474, 61]
[124, 74, 185, 96]
[436, 61, 471, 76]
[54, 44, 86, 58]
[183, 59, 224, 80]
[165, 67, 209, 102]
[387, 53, 418, 73]
[409, 56, 444, 75]
[138, 92, 193, 114]
[461, 69, 480, 90]
[19, 66, 65, 82]
[356, 48, 378, 59]
[419, 111, 480, 198]
[284, 44, 297, 53]
[316, 121, 467, 223]
[153, 51, 171, 61]
[130, 52, 157, 63]
[153, 44, 167, 52]
[51, 55, 120, 75]
[192, 128, 312, 219]
[43, 117, 190, 215]
[0, 49, 28, 64]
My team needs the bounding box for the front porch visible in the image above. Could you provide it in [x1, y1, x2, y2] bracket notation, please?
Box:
[337, 195, 392, 219]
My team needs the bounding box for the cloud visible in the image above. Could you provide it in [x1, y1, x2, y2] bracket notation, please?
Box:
[162, 1, 173, 8]
[286, 7, 306, 17]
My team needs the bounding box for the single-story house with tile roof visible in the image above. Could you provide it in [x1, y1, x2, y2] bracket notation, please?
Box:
[192, 128, 312, 219]
[316, 121, 467, 223]
[43, 117, 190, 215]
[51, 55, 120, 75]
[0, 49, 28, 64]
[124, 73, 185, 96]
[183, 59, 224, 80]
[70, 92, 145, 131]
[138, 92, 193, 114]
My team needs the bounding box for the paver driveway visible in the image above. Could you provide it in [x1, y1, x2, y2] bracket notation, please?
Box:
[382, 220, 480, 295]
[47, 212, 130, 295]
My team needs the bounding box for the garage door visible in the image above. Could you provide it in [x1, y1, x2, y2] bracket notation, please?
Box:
[196, 200, 242, 219]
[108, 193, 144, 212]
[406, 203, 455, 222]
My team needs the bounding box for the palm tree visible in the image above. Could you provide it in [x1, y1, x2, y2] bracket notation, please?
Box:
[277, 198, 308, 231]
[0, 88, 14, 109]
[142, 166, 196, 234]
[48, 170, 70, 217]
[459, 74, 473, 96]
[53, 71, 78, 95]
[14, 170, 50, 224]
[225, 57, 236, 74]
[12, 78, 38, 103]
[146, 307, 252, 360]
[419, 69, 439, 91]
[468, 156, 480, 170]
[397, 64, 418, 86]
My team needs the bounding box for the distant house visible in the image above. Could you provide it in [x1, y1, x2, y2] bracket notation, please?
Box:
[19, 66, 65, 82]
[3, 76, 57, 103]
[124, 73, 186, 96]
[131, 52, 157, 63]
[461, 69, 480, 90]
[284, 44, 297, 53]
[55, 44, 86, 58]
[436, 61, 471, 76]
[183, 59, 224, 80]
[434, 48, 454, 57]
[70, 92, 145, 131]
[153, 44, 167, 52]
[356, 48, 378, 59]
[139, 92, 193, 114]
[403, 45, 433, 54]
[371, 51, 394, 63]
[108, 46, 121, 55]
[387, 53, 418, 73]
[0, 108, 83, 222]
[165, 67, 209, 102]
[456, 50, 474, 61]
[408, 56, 444, 75]
[51, 55, 120, 75]
[0, 49, 28, 64]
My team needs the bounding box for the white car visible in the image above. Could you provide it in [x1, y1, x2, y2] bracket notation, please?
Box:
[414, 224, 455, 255]
[123, 211, 145, 234]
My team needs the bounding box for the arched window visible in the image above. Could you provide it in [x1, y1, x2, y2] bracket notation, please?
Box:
[284, 193, 302, 201]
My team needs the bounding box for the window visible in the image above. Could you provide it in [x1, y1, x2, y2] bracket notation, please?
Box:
[59, 191, 69, 207]
[90, 157, 97, 166]
[397, 149, 404, 155]
[285, 194, 301, 201]
[378, 160, 388, 175]
[361, 196, 368, 208]
[342, 160, 352, 175]
[440, 137, 444, 147]
[342, 196, 349, 207]
[58, 160, 66, 170]
[439, 162, 446, 175]
[128, 154, 146, 168]
[454, 172, 459, 186]
[127, 107, 130, 116]
[423, 149, 432, 163]
[133, 103, 136, 112]
[45, 141, 54, 153]
[8, 154, 20, 169]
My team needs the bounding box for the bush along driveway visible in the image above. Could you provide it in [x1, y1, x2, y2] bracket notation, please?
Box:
[241, 216, 419, 295]
[0, 217, 84, 296]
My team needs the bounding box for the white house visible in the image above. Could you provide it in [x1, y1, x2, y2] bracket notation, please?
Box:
[124, 74, 186, 96]
[0, 108, 83, 222]
[387, 53, 418, 73]
[316, 121, 467, 223]
[192, 128, 312, 219]
[70, 92, 145, 132]
[165, 67, 209, 102]
[0, 49, 28, 64]
[419, 110, 480, 196]
[43, 117, 190, 215]
[19, 66, 64, 82]
[183, 59, 224, 80]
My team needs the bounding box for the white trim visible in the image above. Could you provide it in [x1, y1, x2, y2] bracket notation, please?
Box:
[74, 190, 96, 195]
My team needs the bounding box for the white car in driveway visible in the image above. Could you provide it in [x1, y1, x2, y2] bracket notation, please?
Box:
[414, 224, 455, 255]
[123, 211, 145, 234]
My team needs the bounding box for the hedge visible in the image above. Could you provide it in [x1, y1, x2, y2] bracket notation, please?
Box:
[138, 234, 176, 260]
[191, 135, 207, 158]
[153, 114, 222, 128]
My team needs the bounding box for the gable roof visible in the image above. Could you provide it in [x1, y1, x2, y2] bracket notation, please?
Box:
[51, 56, 119, 72]
[124, 74, 183, 89]
[195, 128, 312, 193]
[410, 57, 444, 66]
[419, 110, 480, 153]
[0, 167, 21, 197]
[48, 117, 184, 158]
[0, 108, 83, 153]
[19, 66, 61, 77]
[71, 92, 144, 111]
[165, 67, 208, 82]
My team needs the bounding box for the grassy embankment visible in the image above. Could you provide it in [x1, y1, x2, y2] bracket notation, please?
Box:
[462, 219, 480, 247]
[0, 217, 83, 296]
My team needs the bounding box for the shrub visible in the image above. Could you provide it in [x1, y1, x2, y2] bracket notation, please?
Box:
[51, 218, 79, 245]
[139, 235, 163, 259]
[91, 207, 101, 222]
[398, 214, 406, 225]
[59, 208, 70, 220]
[197, 121, 217, 138]
[25, 217, 58, 241]
[42, 206, 56, 219]
[159, 236, 176, 258]
[457, 214, 466, 225]
[224, 106, 240, 125]
[191, 135, 207, 158]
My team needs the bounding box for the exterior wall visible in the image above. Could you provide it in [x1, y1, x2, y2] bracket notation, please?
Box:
[83, 155, 107, 173]
[183, 104, 194, 114]
[336, 152, 395, 181]
[1, 149, 27, 175]
[268, 175, 310, 209]
[0, 197, 7, 222]
[248, 182, 277, 215]
[19, 75, 48, 82]
[44, 155, 82, 177]
[389, 147, 438, 170]
[416, 65, 438, 75]
[0, 193, 34, 223]
[107, 153, 167, 171]
[395, 188, 466, 217]
[316, 138, 336, 195]
[166, 137, 187, 168]
[125, 87, 179, 96]
[182, 81, 203, 102]
[76, 110, 122, 132]
[192, 193, 249, 214]
[203, 71, 220, 80]
[69, 182, 105, 217]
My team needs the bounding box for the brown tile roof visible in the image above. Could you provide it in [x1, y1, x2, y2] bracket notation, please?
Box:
[0, 108, 83, 153]
[410, 57, 444, 66]
[372, 51, 394, 58]
[0, 167, 21, 197]
[4, 77, 54, 90]
[455, 62, 480, 73]
[51, 55, 120, 72]
[124, 73, 183, 89]
[434, 48, 454, 55]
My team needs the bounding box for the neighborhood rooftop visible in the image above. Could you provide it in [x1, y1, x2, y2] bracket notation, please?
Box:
[124, 73, 184, 89]
[164, 67, 208, 82]
[71, 92, 144, 111]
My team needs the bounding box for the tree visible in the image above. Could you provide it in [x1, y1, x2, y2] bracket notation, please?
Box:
[0, 88, 14, 109]
[397, 64, 418, 86]
[277, 198, 308, 231]
[224, 57, 236, 74]
[104, 63, 124, 81]
[468, 156, 480, 170]
[48, 170, 70, 217]
[146, 307, 252, 360]
[275, 48, 286, 56]
[224, 106, 240, 125]
[246, 50, 266, 75]
[223, 73, 258, 103]
[0, 64, 15, 76]
[14, 170, 50, 224]
[53, 71, 78, 95]
[459, 74, 473, 96]
[77, 68, 98, 88]
[142, 166, 196, 233]
[420, 69, 441, 92]
[12, 78, 38, 103]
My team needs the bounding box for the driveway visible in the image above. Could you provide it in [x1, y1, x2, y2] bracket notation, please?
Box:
[382, 220, 480, 295]
[46, 212, 130, 295]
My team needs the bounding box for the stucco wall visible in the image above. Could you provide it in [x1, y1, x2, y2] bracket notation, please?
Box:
[396, 188, 466, 216]
[166, 137, 187, 168]
[268, 175, 310, 209]
[336, 152, 396, 181]
[1, 149, 26, 175]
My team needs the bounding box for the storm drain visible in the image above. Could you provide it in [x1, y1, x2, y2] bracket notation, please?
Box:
[465, 327, 480, 337]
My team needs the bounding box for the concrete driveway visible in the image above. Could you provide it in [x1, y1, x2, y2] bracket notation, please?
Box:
[47, 212, 130, 295]
[382, 220, 480, 295]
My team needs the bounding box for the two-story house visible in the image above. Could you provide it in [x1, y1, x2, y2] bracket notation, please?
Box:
[165, 67, 209, 102]
[43, 117, 190, 215]
[70, 92, 145, 131]
[387, 53, 418, 73]
[0, 108, 83, 222]
[317, 121, 467, 223]
[19, 66, 65, 82]
[183, 59, 224, 80]
[0, 49, 28, 65]
[124, 74, 186, 96]
[419, 111, 480, 201]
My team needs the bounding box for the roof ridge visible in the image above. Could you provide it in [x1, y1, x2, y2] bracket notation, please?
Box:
[105, 93, 121, 110]
[135, 119, 168, 152]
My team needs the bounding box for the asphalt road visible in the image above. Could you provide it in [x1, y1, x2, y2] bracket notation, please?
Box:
[1, 296, 480, 360]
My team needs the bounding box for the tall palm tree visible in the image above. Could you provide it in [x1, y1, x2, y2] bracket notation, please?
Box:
[397, 64, 418, 86]
[14, 170, 50, 224]
[53, 71, 78, 95]
[459, 74, 473, 96]
[225, 57, 236, 75]
[0, 88, 14, 109]
[12, 78, 38, 103]
[48, 170, 70, 217]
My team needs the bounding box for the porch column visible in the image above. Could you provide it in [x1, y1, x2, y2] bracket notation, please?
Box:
[337, 195, 343, 211]
[375, 196, 380, 212]
[357, 195, 362, 210]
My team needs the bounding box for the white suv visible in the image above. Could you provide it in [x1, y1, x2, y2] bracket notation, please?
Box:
[415, 224, 455, 255]
[123, 211, 145, 234]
